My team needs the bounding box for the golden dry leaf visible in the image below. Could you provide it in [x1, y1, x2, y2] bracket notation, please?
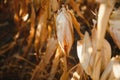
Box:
[68, 10, 84, 39]
[51, 0, 59, 12]
[23, 4, 35, 57]
[34, 3, 48, 55]
[109, 9, 120, 49]
[77, 29, 111, 80]
[48, 45, 62, 80]
[100, 56, 120, 80]
[56, 6, 74, 55]
[70, 63, 88, 80]
[67, 0, 90, 27]
[31, 38, 57, 80]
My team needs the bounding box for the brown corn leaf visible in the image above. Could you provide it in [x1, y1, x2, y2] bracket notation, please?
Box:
[67, 0, 90, 27]
[48, 45, 62, 80]
[51, 0, 59, 12]
[68, 10, 84, 39]
[56, 6, 74, 55]
[31, 38, 58, 80]
[109, 9, 120, 49]
[23, 4, 35, 57]
[60, 53, 68, 80]
[70, 63, 89, 80]
[34, 2, 48, 56]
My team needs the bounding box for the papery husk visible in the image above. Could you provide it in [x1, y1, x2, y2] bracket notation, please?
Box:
[77, 32, 92, 76]
[56, 6, 74, 55]
[100, 56, 120, 80]
[109, 9, 120, 49]
[77, 28, 111, 80]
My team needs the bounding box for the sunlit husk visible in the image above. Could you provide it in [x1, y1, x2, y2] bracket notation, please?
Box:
[100, 56, 120, 80]
[56, 7, 74, 54]
[77, 29, 111, 80]
[109, 9, 120, 49]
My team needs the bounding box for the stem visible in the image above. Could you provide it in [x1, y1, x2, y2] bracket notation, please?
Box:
[97, 2, 115, 50]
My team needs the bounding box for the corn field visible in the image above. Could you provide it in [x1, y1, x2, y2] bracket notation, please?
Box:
[0, 0, 120, 80]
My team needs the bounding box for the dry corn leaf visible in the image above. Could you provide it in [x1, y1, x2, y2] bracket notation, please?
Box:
[67, 0, 90, 27]
[68, 10, 84, 39]
[51, 0, 59, 12]
[23, 4, 35, 57]
[48, 45, 62, 80]
[31, 38, 57, 80]
[109, 9, 120, 49]
[33, 0, 41, 12]
[100, 56, 120, 80]
[60, 53, 68, 80]
[77, 29, 111, 80]
[70, 63, 89, 80]
[34, 2, 48, 56]
[56, 6, 74, 55]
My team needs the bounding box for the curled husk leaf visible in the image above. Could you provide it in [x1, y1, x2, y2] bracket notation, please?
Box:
[56, 7, 74, 54]
[100, 56, 120, 80]
[77, 29, 111, 80]
[109, 9, 120, 49]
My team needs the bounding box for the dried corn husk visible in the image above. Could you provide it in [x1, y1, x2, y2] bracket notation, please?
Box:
[100, 56, 120, 80]
[56, 6, 74, 55]
[77, 32, 92, 76]
[109, 9, 120, 49]
[77, 29, 111, 80]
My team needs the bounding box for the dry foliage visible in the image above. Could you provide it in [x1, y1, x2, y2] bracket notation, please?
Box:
[0, 0, 120, 80]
